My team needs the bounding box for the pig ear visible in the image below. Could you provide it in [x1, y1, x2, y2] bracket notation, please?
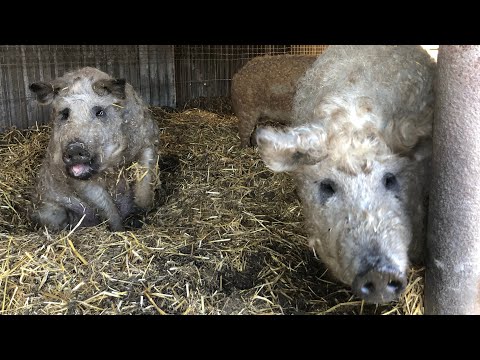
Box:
[29, 82, 64, 104]
[255, 125, 327, 172]
[92, 79, 126, 99]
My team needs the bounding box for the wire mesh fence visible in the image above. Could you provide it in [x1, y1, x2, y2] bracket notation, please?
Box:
[173, 45, 328, 106]
[0, 45, 328, 130]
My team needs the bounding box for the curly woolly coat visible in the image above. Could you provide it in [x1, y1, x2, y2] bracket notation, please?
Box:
[231, 54, 317, 147]
[255, 46, 436, 303]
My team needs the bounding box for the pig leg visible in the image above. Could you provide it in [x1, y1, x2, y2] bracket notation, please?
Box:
[32, 192, 102, 231]
[133, 147, 157, 210]
[75, 183, 124, 231]
[32, 201, 71, 231]
[238, 111, 259, 148]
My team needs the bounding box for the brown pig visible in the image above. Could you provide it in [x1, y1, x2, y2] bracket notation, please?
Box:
[231, 54, 317, 147]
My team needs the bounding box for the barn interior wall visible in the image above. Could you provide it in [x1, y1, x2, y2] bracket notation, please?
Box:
[0, 45, 175, 131]
[173, 45, 328, 107]
[0, 45, 329, 131]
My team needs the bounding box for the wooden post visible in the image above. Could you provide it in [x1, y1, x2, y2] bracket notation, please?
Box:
[425, 45, 480, 314]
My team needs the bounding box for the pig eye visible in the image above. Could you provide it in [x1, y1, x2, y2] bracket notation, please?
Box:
[59, 108, 70, 120]
[317, 179, 336, 202]
[93, 106, 106, 118]
[383, 173, 398, 191]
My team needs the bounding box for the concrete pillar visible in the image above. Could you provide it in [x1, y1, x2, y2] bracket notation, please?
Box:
[425, 45, 480, 315]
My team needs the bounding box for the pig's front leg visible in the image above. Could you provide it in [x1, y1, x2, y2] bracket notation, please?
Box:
[32, 201, 71, 231]
[75, 182, 123, 231]
[133, 147, 158, 210]
[32, 192, 98, 231]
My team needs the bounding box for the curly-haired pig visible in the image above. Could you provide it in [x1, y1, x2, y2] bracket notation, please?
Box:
[255, 46, 436, 304]
[29, 67, 159, 232]
[231, 54, 317, 147]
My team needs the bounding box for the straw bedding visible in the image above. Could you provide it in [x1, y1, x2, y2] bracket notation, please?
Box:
[0, 101, 424, 314]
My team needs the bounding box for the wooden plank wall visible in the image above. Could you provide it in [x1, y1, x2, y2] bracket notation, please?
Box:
[0, 45, 328, 131]
[0, 45, 175, 131]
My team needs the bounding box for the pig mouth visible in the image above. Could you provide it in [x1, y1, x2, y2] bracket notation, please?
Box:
[66, 161, 98, 180]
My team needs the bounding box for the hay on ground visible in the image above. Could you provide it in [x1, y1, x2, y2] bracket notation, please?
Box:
[0, 103, 424, 314]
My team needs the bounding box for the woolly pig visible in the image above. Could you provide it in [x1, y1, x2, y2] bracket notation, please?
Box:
[255, 46, 435, 304]
[231, 55, 317, 147]
[29, 67, 159, 232]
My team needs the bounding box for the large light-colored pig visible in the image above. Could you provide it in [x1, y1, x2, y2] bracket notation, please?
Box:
[255, 46, 435, 303]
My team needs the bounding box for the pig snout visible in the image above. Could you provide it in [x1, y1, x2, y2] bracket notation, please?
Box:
[63, 142, 91, 165]
[63, 142, 96, 180]
[352, 261, 407, 304]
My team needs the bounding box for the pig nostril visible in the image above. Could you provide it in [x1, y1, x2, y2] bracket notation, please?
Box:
[387, 280, 403, 293]
[353, 269, 406, 303]
[361, 282, 375, 295]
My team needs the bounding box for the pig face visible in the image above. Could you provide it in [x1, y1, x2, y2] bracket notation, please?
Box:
[255, 124, 428, 303]
[30, 76, 128, 180]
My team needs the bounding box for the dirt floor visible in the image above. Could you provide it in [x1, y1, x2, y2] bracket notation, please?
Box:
[0, 102, 424, 314]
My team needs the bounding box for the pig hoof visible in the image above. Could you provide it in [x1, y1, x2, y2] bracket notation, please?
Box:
[123, 206, 148, 229]
[124, 216, 145, 230]
[240, 137, 253, 148]
[108, 222, 125, 232]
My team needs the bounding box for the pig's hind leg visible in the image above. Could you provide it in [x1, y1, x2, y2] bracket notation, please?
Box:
[237, 111, 260, 148]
